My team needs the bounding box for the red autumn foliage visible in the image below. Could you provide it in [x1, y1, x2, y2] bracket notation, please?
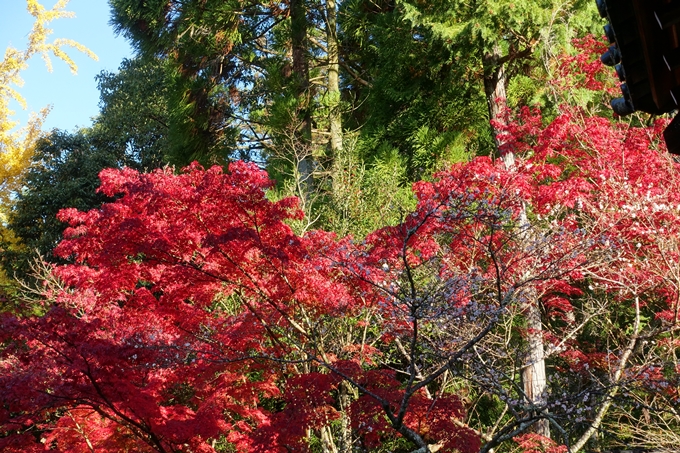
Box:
[557, 35, 617, 94]
[514, 433, 568, 453]
[4, 108, 680, 450]
[1, 160, 486, 452]
[2, 35, 680, 452]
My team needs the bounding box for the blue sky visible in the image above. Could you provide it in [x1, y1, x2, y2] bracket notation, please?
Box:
[1, 0, 133, 132]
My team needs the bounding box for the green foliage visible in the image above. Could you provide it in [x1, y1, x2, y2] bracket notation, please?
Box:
[109, 0, 271, 165]
[164, 66, 237, 166]
[317, 137, 416, 238]
[507, 72, 549, 110]
[1, 130, 117, 282]
[94, 56, 169, 169]
[352, 0, 602, 160]
[341, 0, 488, 177]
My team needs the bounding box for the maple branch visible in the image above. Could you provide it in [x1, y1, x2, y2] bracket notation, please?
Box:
[80, 360, 171, 453]
[66, 410, 96, 453]
[397, 222, 423, 428]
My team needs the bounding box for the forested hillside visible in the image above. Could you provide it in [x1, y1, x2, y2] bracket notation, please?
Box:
[2, 1, 680, 452]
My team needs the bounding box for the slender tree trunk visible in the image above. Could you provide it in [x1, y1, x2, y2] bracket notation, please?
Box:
[326, 0, 353, 236]
[326, 0, 342, 155]
[484, 43, 550, 438]
[522, 293, 549, 437]
[483, 44, 509, 164]
[290, 0, 313, 200]
[291, 0, 310, 132]
[335, 381, 353, 452]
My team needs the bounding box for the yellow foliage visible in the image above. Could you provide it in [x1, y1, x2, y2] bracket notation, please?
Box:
[0, 0, 96, 286]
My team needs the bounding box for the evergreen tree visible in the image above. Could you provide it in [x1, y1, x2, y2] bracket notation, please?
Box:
[94, 56, 169, 169]
[393, 0, 601, 155]
[340, 0, 490, 179]
[109, 0, 286, 164]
